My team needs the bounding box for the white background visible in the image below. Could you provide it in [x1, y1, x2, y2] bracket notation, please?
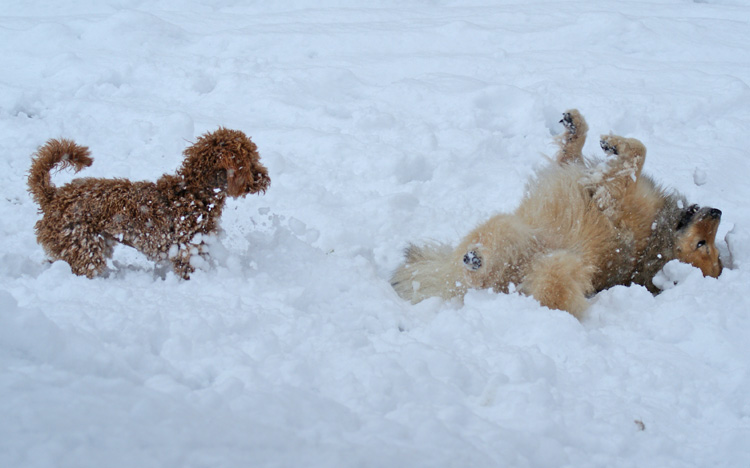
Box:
[1, 1, 749, 467]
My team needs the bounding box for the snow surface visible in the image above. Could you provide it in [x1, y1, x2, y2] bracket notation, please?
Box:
[2, 1, 750, 467]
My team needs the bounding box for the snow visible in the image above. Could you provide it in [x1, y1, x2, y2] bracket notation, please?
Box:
[2, 1, 750, 466]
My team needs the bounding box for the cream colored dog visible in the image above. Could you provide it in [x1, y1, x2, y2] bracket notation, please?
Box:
[392, 110, 722, 319]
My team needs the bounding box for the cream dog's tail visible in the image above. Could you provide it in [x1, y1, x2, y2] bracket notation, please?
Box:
[390, 243, 468, 303]
[28, 138, 93, 209]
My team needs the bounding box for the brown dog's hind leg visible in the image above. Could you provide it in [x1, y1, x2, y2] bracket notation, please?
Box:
[39, 225, 111, 278]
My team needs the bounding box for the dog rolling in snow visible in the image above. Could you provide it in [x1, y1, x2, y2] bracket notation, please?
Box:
[391, 110, 722, 319]
[28, 128, 270, 279]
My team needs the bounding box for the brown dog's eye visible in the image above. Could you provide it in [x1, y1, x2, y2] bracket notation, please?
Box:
[696, 240, 706, 249]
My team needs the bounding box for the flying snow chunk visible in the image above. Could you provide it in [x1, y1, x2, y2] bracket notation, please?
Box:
[652, 260, 699, 291]
[693, 167, 707, 186]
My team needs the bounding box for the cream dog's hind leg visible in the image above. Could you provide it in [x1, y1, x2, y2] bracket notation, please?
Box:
[556, 109, 589, 165]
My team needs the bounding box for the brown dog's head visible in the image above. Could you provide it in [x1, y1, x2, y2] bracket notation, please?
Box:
[181, 128, 270, 198]
[675, 204, 722, 278]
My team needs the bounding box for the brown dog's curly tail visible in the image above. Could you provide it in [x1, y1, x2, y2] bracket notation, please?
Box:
[27, 138, 93, 208]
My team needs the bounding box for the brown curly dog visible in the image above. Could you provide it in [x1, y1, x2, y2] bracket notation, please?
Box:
[28, 128, 270, 279]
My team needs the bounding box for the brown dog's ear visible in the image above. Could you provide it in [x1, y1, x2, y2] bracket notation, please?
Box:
[222, 151, 245, 198]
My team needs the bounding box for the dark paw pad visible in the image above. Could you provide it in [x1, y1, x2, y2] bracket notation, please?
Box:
[560, 112, 576, 134]
[600, 138, 618, 155]
[463, 251, 482, 270]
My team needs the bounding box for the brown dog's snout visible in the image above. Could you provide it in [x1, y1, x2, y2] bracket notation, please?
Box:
[708, 208, 722, 219]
